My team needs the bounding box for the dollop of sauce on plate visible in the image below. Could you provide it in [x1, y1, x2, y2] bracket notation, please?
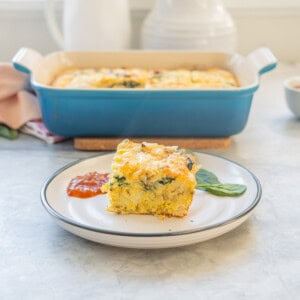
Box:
[67, 172, 109, 198]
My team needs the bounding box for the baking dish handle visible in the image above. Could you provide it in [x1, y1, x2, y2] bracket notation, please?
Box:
[12, 47, 43, 75]
[246, 47, 277, 76]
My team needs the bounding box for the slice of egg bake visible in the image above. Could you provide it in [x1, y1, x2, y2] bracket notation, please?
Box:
[106, 139, 200, 218]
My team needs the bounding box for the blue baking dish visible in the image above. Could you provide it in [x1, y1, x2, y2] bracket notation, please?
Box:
[12, 47, 277, 137]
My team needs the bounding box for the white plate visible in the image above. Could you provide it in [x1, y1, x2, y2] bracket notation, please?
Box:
[41, 152, 261, 249]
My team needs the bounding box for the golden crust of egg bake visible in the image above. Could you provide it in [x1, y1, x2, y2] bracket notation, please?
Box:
[52, 67, 238, 89]
[106, 139, 200, 218]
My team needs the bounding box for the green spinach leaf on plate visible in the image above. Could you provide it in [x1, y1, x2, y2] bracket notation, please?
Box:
[195, 168, 246, 197]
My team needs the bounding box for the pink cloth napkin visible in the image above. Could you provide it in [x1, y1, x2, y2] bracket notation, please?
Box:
[0, 63, 41, 129]
[0, 63, 66, 143]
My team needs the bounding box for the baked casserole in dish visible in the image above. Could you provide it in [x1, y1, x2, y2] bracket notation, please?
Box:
[51, 67, 238, 89]
[12, 47, 276, 137]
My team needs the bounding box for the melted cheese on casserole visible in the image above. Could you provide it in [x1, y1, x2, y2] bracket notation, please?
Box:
[106, 139, 200, 218]
[52, 67, 238, 89]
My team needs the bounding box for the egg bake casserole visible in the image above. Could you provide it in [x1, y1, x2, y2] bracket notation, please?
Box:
[105, 139, 200, 218]
[52, 67, 238, 89]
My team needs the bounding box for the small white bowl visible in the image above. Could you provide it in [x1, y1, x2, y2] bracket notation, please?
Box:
[284, 76, 300, 118]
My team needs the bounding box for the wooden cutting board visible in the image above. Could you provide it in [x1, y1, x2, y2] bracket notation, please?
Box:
[74, 137, 231, 150]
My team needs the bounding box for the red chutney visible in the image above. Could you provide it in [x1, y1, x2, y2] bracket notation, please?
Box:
[67, 172, 109, 198]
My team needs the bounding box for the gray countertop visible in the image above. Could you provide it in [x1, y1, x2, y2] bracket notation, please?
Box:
[1, 63, 300, 299]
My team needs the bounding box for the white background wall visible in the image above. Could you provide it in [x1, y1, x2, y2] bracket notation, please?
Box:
[0, 0, 299, 62]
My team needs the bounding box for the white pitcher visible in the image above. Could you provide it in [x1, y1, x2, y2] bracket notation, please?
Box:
[142, 0, 237, 52]
[45, 0, 131, 51]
